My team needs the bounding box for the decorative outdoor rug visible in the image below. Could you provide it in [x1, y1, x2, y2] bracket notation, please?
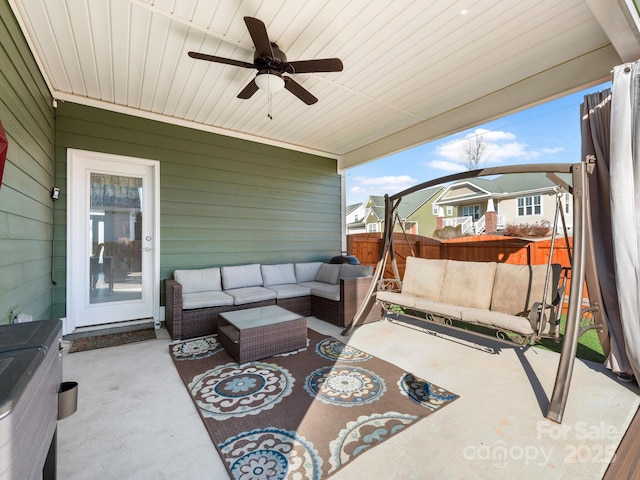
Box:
[170, 329, 458, 479]
[68, 328, 156, 353]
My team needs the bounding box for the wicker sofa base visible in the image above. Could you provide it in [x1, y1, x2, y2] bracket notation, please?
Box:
[311, 277, 382, 328]
[164, 282, 276, 340]
[165, 276, 382, 341]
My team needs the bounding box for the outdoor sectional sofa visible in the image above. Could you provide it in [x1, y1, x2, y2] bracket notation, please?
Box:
[376, 256, 563, 345]
[164, 261, 382, 340]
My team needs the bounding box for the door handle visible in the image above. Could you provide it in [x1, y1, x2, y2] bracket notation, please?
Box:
[144, 247, 152, 251]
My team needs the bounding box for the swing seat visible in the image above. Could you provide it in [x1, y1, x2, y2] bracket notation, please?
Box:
[377, 257, 565, 344]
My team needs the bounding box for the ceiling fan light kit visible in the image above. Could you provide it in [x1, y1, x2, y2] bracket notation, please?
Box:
[188, 16, 343, 111]
[255, 73, 285, 93]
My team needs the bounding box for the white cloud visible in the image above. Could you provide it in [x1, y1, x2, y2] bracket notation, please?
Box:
[474, 128, 515, 141]
[433, 128, 545, 171]
[348, 175, 418, 203]
[425, 160, 466, 172]
[538, 146, 564, 155]
[486, 141, 539, 161]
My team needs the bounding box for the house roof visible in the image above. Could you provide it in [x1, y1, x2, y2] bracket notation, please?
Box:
[365, 186, 441, 221]
[346, 203, 363, 215]
[9, 1, 640, 169]
[435, 172, 573, 204]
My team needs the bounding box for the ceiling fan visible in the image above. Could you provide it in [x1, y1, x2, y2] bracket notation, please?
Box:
[188, 16, 343, 105]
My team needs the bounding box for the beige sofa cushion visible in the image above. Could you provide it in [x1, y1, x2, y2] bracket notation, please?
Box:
[315, 263, 341, 284]
[221, 264, 263, 290]
[401, 257, 447, 301]
[261, 263, 297, 286]
[265, 283, 311, 299]
[439, 260, 497, 310]
[174, 268, 222, 294]
[338, 264, 373, 279]
[225, 286, 276, 305]
[490, 263, 555, 315]
[294, 262, 323, 282]
[182, 291, 233, 309]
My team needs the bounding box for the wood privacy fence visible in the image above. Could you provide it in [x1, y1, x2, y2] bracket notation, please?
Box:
[347, 233, 582, 306]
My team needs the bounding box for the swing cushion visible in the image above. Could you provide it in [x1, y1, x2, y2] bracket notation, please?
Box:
[460, 308, 535, 336]
[490, 264, 555, 316]
[402, 257, 447, 301]
[377, 258, 563, 339]
[439, 260, 497, 310]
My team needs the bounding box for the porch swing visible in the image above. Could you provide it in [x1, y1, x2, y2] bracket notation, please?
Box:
[343, 158, 608, 423]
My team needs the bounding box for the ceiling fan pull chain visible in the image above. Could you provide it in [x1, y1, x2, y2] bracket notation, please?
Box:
[267, 87, 274, 120]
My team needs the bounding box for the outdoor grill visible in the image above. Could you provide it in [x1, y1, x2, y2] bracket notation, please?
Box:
[328, 252, 360, 265]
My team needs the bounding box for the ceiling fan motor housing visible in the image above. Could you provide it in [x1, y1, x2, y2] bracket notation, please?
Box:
[255, 43, 287, 72]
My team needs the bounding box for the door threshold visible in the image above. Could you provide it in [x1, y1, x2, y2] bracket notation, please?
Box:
[66, 319, 156, 340]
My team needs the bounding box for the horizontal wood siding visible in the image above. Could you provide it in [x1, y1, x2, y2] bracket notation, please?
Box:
[0, 0, 54, 325]
[499, 194, 562, 227]
[54, 102, 341, 314]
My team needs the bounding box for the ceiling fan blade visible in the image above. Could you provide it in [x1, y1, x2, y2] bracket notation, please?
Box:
[188, 51, 254, 69]
[284, 77, 318, 105]
[237, 79, 259, 99]
[285, 58, 343, 74]
[244, 17, 274, 59]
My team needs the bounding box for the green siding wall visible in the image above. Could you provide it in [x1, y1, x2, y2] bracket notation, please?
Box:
[0, 1, 54, 325]
[409, 198, 439, 237]
[53, 102, 341, 316]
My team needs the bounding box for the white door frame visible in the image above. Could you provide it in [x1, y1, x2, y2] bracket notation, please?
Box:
[66, 149, 160, 335]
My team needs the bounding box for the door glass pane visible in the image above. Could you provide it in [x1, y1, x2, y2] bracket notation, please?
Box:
[89, 174, 143, 304]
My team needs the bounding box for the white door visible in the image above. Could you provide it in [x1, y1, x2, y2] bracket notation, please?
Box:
[67, 149, 159, 333]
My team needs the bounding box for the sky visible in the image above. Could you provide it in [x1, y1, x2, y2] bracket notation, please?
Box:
[344, 82, 611, 206]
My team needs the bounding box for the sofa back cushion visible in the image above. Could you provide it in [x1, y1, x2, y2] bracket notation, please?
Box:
[490, 263, 557, 315]
[261, 263, 297, 286]
[315, 263, 341, 285]
[221, 263, 263, 290]
[339, 263, 373, 279]
[439, 260, 497, 309]
[401, 257, 447, 301]
[294, 262, 323, 282]
[174, 267, 222, 294]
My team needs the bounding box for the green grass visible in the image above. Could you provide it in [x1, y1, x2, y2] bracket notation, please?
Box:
[534, 315, 606, 364]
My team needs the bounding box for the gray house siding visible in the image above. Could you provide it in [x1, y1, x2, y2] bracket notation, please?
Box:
[0, 1, 55, 324]
[52, 102, 341, 317]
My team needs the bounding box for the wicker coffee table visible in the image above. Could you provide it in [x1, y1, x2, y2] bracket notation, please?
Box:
[217, 305, 307, 363]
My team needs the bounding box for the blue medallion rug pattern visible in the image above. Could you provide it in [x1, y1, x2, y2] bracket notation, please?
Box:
[170, 329, 458, 479]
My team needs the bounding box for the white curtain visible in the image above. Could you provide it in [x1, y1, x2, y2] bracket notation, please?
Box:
[608, 63, 640, 381]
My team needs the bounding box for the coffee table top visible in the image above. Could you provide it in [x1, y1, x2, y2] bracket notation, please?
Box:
[219, 305, 302, 330]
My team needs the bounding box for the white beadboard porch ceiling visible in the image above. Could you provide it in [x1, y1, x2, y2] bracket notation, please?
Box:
[9, 0, 640, 169]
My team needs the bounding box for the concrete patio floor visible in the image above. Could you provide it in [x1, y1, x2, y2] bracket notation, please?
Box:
[57, 316, 639, 479]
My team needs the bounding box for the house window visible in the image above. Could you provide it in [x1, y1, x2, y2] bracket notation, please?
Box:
[517, 195, 542, 216]
[366, 223, 379, 233]
[432, 205, 438, 215]
[462, 205, 480, 220]
[564, 193, 570, 214]
[446, 206, 453, 216]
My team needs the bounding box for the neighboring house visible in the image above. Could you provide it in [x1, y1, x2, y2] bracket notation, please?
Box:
[354, 187, 443, 236]
[433, 172, 573, 235]
[346, 203, 366, 234]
